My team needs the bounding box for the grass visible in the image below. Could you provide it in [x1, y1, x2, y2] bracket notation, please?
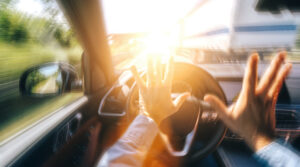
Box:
[0, 41, 82, 84]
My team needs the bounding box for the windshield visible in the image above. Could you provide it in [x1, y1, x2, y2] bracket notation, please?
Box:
[0, 0, 300, 144]
[103, 0, 300, 71]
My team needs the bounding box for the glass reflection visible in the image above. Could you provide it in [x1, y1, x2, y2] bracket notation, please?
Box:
[25, 65, 62, 94]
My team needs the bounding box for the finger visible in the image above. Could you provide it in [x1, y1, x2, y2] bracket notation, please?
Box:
[242, 53, 259, 95]
[130, 66, 146, 90]
[153, 56, 162, 85]
[204, 94, 231, 120]
[163, 56, 174, 87]
[268, 63, 292, 98]
[257, 51, 286, 95]
[156, 58, 163, 84]
[173, 92, 191, 112]
[147, 55, 155, 87]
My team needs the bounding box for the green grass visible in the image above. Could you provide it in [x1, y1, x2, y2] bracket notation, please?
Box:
[0, 41, 82, 84]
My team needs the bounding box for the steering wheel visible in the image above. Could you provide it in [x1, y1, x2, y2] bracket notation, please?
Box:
[126, 62, 227, 163]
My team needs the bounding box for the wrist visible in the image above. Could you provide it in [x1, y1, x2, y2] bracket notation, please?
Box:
[140, 112, 162, 125]
[246, 133, 274, 152]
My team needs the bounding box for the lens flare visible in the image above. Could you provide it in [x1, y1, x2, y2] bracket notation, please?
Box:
[129, 31, 180, 70]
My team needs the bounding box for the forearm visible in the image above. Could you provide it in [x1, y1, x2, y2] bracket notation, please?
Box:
[254, 139, 300, 167]
[97, 114, 159, 167]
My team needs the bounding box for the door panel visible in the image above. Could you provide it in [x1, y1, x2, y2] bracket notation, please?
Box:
[1, 97, 88, 167]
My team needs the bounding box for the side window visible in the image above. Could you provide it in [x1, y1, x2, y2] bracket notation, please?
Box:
[0, 0, 83, 143]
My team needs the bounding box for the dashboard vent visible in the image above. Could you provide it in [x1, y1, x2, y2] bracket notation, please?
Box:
[225, 107, 300, 140]
[276, 108, 300, 138]
[276, 109, 300, 129]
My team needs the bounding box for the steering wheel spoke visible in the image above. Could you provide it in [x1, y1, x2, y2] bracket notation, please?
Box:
[160, 110, 201, 157]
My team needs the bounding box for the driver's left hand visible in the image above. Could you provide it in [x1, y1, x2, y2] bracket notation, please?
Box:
[130, 56, 191, 125]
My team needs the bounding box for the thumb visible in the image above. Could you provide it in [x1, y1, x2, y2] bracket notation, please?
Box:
[173, 92, 191, 111]
[130, 66, 145, 91]
[204, 94, 229, 119]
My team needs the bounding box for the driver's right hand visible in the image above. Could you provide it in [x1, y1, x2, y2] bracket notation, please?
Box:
[130, 56, 190, 125]
[204, 52, 292, 151]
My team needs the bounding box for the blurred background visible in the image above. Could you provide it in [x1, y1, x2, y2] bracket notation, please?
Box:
[0, 0, 82, 98]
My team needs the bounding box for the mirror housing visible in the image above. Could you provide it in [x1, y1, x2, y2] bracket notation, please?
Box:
[19, 62, 82, 97]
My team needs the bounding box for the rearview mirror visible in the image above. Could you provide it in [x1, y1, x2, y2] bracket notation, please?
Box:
[19, 63, 82, 97]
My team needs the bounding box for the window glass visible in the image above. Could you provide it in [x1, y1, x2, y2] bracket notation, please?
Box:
[0, 0, 83, 143]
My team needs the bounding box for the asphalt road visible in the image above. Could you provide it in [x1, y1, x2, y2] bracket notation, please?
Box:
[33, 76, 58, 94]
[0, 80, 19, 102]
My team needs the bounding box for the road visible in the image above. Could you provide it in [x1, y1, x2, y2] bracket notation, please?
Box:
[0, 80, 19, 102]
[33, 76, 58, 94]
[0, 75, 58, 102]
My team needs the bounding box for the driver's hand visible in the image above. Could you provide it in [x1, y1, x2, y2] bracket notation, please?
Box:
[204, 52, 292, 151]
[130, 56, 190, 125]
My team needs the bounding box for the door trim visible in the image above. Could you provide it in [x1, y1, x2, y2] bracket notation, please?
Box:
[0, 96, 88, 167]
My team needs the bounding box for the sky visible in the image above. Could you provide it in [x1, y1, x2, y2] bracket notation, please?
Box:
[102, 0, 199, 33]
[15, 0, 44, 16]
[15, 0, 67, 28]
[15, 0, 200, 34]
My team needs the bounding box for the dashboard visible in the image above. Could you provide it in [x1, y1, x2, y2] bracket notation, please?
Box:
[98, 64, 300, 143]
[98, 71, 134, 117]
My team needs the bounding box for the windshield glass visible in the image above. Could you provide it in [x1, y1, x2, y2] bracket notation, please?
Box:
[103, 0, 300, 71]
[1, 0, 300, 144]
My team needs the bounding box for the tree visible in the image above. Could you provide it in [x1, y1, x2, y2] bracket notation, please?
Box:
[10, 23, 28, 43]
[0, 11, 12, 41]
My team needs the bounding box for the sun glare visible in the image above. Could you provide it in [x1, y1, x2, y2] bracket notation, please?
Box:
[130, 31, 179, 70]
[106, 0, 200, 70]
[144, 33, 174, 61]
[103, 0, 199, 34]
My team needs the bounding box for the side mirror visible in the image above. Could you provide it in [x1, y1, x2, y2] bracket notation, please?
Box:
[19, 62, 82, 97]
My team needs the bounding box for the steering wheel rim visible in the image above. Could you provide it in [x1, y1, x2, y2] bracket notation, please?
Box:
[126, 62, 227, 163]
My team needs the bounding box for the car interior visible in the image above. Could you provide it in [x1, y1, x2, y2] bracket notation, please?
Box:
[0, 0, 300, 167]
